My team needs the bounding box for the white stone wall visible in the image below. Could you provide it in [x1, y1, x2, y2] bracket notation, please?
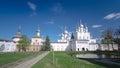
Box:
[100, 44, 118, 51]
[51, 42, 69, 51]
[89, 44, 98, 51]
[0, 41, 16, 52]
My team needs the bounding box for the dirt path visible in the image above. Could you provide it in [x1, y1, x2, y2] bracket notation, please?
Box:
[7, 51, 49, 68]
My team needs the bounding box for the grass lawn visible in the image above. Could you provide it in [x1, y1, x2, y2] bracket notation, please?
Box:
[0, 51, 43, 66]
[32, 51, 120, 68]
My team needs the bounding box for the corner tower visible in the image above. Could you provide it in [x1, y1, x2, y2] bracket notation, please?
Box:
[13, 26, 22, 43]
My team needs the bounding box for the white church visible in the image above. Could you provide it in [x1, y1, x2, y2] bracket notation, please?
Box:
[51, 20, 99, 51]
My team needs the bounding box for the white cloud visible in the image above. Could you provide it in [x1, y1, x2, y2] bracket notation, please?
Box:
[52, 3, 63, 13]
[27, 2, 37, 16]
[92, 25, 102, 28]
[104, 13, 120, 20]
[44, 20, 55, 25]
[27, 2, 36, 11]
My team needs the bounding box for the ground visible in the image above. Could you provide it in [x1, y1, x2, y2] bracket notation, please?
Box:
[11, 51, 49, 68]
[32, 51, 120, 68]
[0, 51, 120, 68]
[0, 51, 46, 68]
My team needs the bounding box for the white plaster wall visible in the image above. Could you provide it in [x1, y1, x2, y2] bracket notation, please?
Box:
[100, 44, 118, 51]
[89, 44, 98, 51]
[51, 42, 69, 51]
[0, 41, 16, 52]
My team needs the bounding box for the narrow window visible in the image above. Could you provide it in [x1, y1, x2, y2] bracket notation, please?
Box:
[78, 48, 79, 51]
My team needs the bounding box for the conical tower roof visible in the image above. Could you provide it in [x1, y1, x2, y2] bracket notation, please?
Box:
[13, 26, 22, 38]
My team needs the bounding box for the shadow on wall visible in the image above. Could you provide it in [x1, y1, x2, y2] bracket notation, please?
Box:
[65, 43, 71, 51]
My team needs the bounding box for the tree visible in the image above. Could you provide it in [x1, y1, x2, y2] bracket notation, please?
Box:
[102, 29, 113, 50]
[44, 36, 50, 51]
[17, 42, 22, 52]
[113, 27, 120, 50]
[17, 35, 30, 52]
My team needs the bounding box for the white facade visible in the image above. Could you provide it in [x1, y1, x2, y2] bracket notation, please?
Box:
[51, 20, 98, 51]
[31, 37, 43, 45]
[0, 39, 16, 52]
[31, 27, 43, 46]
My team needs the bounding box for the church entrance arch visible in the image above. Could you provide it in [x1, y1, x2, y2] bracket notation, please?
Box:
[82, 48, 85, 51]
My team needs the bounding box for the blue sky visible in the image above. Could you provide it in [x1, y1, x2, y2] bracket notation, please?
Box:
[0, 0, 120, 41]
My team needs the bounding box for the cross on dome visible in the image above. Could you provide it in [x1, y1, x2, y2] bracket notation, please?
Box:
[36, 27, 40, 37]
[37, 27, 40, 32]
[18, 26, 21, 35]
[64, 26, 68, 34]
[80, 19, 84, 28]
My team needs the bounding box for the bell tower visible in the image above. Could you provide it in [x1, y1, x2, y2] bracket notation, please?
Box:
[36, 27, 40, 37]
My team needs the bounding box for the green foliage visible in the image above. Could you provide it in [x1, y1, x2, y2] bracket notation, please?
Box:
[114, 38, 120, 44]
[113, 28, 120, 44]
[101, 27, 120, 50]
[17, 35, 30, 52]
[33, 51, 120, 68]
[44, 36, 51, 51]
[113, 27, 120, 50]
[102, 29, 113, 43]
[102, 29, 113, 50]
[101, 39, 115, 44]
[0, 52, 42, 66]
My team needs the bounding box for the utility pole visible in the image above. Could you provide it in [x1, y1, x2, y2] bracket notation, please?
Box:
[52, 49, 54, 65]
